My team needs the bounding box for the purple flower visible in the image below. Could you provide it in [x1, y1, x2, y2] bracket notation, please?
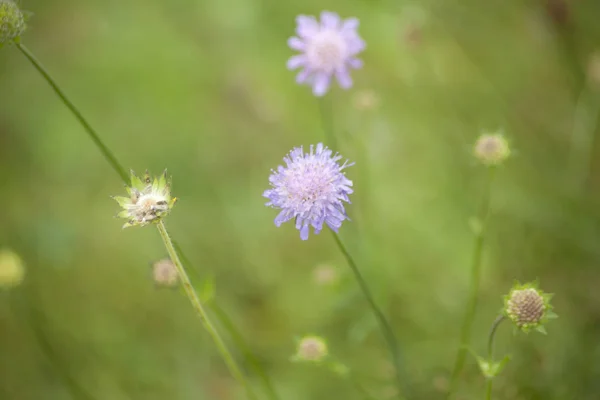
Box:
[287, 11, 366, 96]
[264, 143, 354, 240]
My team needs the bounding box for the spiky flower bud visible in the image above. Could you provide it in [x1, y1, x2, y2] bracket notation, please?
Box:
[503, 281, 556, 334]
[0, 0, 26, 47]
[473, 132, 511, 166]
[294, 335, 328, 362]
[0, 248, 25, 288]
[151, 259, 179, 288]
[113, 170, 177, 228]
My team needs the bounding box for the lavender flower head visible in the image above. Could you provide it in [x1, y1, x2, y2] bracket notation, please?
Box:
[287, 11, 365, 96]
[264, 143, 354, 240]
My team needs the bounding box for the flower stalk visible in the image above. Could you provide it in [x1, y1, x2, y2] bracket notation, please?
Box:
[156, 220, 258, 400]
[485, 315, 505, 400]
[331, 231, 406, 399]
[447, 166, 496, 399]
[15, 43, 129, 183]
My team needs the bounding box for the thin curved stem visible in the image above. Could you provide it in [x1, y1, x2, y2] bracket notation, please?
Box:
[18, 42, 271, 400]
[447, 167, 496, 399]
[156, 220, 258, 400]
[484, 315, 505, 400]
[173, 242, 280, 400]
[331, 231, 406, 399]
[15, 43, 129, 183]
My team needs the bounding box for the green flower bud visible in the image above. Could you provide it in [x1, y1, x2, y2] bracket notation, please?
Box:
[0, 248, 25, 288]
[293, 335, 328, 362]
[503, 281, 556, 334]
[473, 131, 511, 166]
[112, 170, 177, 228]
[0, 1, 26, 47]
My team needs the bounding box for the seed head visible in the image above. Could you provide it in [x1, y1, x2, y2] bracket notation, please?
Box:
[0, 248, 25, 288]
[152, 259, 179, 288]
[0, 1, 26, 47]
[287, 11, 365, 96]
[295, 335, 328, 362]
[113, 170, 177, 228]
[473, 132, 511, 166]
[504, 281, 555, 333]
[263, 143, 354, 240]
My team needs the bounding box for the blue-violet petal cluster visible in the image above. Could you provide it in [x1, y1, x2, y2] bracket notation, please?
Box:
[287, 11, 365, 96]
[264, 143, 354, 240]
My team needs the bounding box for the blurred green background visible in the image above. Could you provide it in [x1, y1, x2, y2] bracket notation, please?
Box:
[2, 0, 600, 399]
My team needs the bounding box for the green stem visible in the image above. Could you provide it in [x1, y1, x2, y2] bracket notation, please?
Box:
[318, 97, 337, 149]
[16, 43, 129, 183]
[211, 303, 280, 400]
[173, 242, 280, 400]
[17, 41, 271, 400]
[485, 316, 505, 400]
[156, 220, 258, 400]
[331, 231, 405, 399]
[447, 167, 496, 399]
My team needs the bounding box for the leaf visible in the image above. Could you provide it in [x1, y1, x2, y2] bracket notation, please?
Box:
[200, 275, 216, 304]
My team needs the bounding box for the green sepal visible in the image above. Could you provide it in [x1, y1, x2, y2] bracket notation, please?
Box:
[112, 196, 131, 208]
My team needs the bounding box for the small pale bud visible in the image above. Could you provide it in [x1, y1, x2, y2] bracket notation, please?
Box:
[0, 248, 25, 288]
[0, 0, 26, 46]
[473, 132, 511, 166]
[152, 259, 179, 287]
[503, 282, 556, 333]
[312, 263, 339, 286]
[353, 89, 380, 111]
[295, 335, 328, 362]
[587, 51, 600, 90]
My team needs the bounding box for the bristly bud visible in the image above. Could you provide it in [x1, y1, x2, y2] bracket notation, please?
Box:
[0, 248, 25, 288]
[503, 281, 556, 334]
[473, 131, 511, 166]
[151, 259, 179, 288]
[113, 170, 177, 228]
[292, 335, 328, 362]
[0, 1, 26, 47]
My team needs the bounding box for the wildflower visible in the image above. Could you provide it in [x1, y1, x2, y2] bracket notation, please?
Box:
[294, 335, 328, 362]
[473, 132, 511, 166]
[151, 259, 179, 287]
[503, 281, 556, 334]
[0, 248, 25, 288]
[113, 170, 177, 228]
[287, 11, 365, 96]
[0, 0, 26, 47]
[263, 143, 354, 240]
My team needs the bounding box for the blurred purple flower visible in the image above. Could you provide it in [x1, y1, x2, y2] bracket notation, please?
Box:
[264, 143, 354, 240]
[287, 11, 365, 96]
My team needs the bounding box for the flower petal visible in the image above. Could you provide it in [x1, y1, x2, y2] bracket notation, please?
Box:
[287, 55, 306, 70]
[320, 11, 340, 29]
[312, 72, 331, 96]
[287, 36, 305, 51]
[296, 68, 311, 84]
[347, 57, 363, 69]
[300, 224, 310, 240]
[335, 68, 353, 89]
[296, 15, 319, 38]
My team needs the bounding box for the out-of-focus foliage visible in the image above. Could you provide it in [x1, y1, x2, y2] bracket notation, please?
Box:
[1, 0, 600, 399]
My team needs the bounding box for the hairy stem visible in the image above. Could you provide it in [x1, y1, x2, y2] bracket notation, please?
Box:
[447, 167, 496, 399]
[16, 43, 128, 182]
[331, 231, 406, 399]
[156, 221, 258, 400]
[485, 315, 505, 400]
